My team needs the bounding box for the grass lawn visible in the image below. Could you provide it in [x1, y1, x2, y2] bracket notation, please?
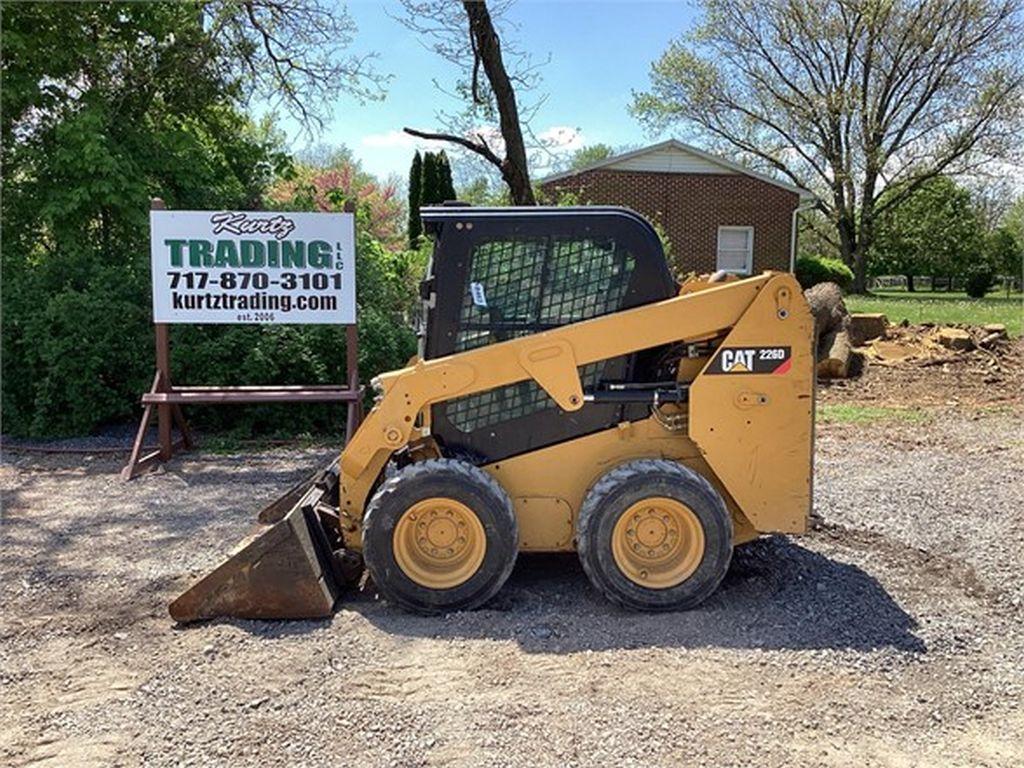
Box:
[816, 403, 932, 425]
[845, 290, 1023, 336]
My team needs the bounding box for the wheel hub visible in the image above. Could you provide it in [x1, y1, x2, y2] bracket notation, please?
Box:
[611, 498, 705, 589]
[393, 498, 486, 589]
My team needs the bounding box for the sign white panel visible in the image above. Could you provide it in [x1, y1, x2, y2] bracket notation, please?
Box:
[150, 210, 356, 324]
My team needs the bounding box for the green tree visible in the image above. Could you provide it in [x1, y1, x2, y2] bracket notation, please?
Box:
[418, 152, 439, 206]
[436, 150, 457, 203]
[2, 3, 269, 435]
[408, 150, 423, 247]
[985, 227, 1023, 295]
[1005, 197, 1024, 248]
[0, 2, 378, 437]
[568, 144, 616, 171]
[632, 0, 1024, 293]
[871, 177, 984, 291]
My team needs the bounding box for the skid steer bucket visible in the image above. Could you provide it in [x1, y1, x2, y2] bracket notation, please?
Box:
[169, 464, 354, 623]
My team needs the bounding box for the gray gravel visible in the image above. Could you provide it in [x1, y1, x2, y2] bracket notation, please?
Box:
[1, 409, 1022, 767]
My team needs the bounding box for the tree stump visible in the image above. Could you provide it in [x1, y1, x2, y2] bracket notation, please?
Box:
[804, 282, 857, 378]
[848, 313, 889, 346]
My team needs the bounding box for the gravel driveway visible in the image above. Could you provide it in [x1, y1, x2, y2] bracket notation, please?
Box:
[1, 409, 1022, 767]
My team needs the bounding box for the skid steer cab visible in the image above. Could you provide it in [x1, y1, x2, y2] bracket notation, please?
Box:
[170, 206, 815, 621]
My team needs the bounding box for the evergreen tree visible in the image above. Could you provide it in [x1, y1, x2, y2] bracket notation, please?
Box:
[420, 151, 441, 207]
[436, 150, 456, 203]
[407, 150, 423, 247]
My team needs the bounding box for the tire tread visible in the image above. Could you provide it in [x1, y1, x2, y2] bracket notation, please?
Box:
[577, 459, 732, 611]
[363, 459, 517, 614]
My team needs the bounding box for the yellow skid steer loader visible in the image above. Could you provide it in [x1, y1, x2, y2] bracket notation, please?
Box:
[170, 205, 814, 620]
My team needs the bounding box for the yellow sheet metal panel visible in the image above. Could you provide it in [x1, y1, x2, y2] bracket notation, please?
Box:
[514, 497, 573, 550]
[485, 418, 764, 551]
[486, 418, 695, 551]
[341, 275, 768, 485]
[688, 274, 815, 533]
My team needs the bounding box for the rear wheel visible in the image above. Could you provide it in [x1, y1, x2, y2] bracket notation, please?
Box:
[577, 460, 732, 611]
[362, 459, 517, 614]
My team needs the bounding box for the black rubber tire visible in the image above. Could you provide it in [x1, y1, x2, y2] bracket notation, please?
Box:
[577, 459, 733, 611]
[362, 459, 518, 614]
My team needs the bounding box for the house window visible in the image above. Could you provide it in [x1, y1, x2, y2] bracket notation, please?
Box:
[717, 226, 754, 274]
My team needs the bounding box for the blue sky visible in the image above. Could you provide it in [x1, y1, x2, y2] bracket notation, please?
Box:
[272, 1, 699, 181]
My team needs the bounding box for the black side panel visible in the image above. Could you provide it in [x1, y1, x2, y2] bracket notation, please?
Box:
[420, 207, 676, 464]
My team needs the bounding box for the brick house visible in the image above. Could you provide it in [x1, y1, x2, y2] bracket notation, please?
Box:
[539, 139, 814, 275]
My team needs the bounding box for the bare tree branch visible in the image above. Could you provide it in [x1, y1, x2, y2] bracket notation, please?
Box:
[399, 1, 538, 204]
[203, 0, 386, 135]
[403, 126, 503, 167]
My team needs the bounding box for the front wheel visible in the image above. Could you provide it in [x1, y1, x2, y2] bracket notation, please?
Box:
[576, 460, 733, 611]
[362, 459, 518, 614]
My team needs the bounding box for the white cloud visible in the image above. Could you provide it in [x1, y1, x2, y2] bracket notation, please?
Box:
[536, 125, 584, 152]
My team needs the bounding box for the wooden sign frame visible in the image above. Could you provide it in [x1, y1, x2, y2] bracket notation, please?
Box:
[122, 199, 362, 479]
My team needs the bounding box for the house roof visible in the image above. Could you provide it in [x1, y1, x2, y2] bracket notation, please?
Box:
[540, 139, 814, 199]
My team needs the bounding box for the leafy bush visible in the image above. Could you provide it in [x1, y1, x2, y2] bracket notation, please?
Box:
[964, 261, 995, 299]
[795, 255, 855, 291]
[163, 203, 422, 437]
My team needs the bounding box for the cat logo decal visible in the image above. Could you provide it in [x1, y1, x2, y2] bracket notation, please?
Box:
[707, 346, 792, 375]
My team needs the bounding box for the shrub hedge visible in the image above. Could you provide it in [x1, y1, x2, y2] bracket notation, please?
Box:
[2, 208, 425, 438]
[795, 255, 855, 291]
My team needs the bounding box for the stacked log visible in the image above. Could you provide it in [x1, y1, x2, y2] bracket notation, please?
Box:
[804, 282, 857, 378]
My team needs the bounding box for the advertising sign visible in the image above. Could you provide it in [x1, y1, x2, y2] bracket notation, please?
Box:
[150, 210, 356, 324]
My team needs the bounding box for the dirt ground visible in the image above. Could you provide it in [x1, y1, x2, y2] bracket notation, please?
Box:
[818, 330, 1023, 410]
[2, 363, 1023, 766]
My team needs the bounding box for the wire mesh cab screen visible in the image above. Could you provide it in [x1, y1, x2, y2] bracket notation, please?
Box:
[456, 236, 635, 352]
[420, 206, 676, 463]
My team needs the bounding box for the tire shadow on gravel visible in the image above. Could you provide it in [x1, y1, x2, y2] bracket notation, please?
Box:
[344, 535, 926, 655]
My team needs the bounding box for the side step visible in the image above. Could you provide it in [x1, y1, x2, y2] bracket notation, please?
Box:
[169, 464, 357, 623]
